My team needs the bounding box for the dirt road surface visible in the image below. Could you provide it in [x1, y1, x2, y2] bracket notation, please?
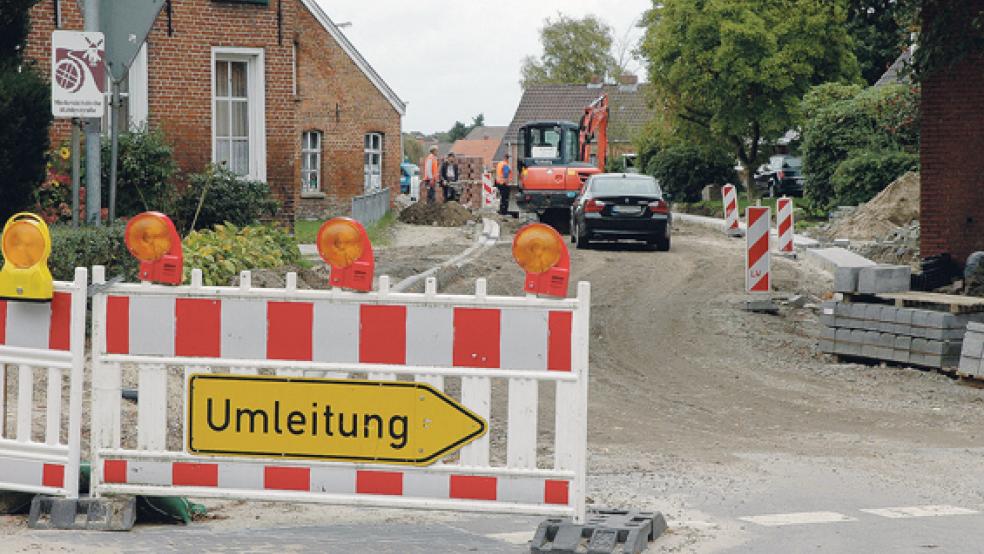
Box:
[6, 220, 984, 552]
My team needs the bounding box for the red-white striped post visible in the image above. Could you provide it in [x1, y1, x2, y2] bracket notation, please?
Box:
[745, 206, 771, 293]
[721, 184, 740, 236]
[481, 172, 495, 209]
[776, 197, 794, 254]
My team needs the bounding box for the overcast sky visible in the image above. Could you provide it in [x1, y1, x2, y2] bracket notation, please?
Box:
[316, 1, 652, 134]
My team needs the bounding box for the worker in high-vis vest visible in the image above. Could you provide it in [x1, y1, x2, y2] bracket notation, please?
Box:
[495, 154, 512, 215]
[423, 145, 440, 203]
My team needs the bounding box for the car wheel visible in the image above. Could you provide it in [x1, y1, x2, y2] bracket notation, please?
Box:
[574, 221, 590, 249]
[655, 226, 671, 252]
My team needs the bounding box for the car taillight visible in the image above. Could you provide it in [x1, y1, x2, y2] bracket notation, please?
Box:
[649, 200, 669, 214]
[585, 199, 605, 213]
[777, 170, 785, 180]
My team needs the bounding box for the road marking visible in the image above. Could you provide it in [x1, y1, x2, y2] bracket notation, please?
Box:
[486, 531, 532, 545]
[861, 505, 980, 519]
[739, 511, 857, 527]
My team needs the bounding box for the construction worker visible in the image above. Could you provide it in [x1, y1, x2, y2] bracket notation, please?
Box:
[423, 145, 440, 203]
[440, 153, 459, 202]
[495, 154, 512, 215]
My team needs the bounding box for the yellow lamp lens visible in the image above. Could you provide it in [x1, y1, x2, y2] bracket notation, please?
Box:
[318, 219, 364, 268]
[2, 220, 46, 269]
[512, 223, 562, 274]
[126, 214, 172, 262]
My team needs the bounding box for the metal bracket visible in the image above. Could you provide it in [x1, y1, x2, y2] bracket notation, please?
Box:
[87, 275, 124, 297]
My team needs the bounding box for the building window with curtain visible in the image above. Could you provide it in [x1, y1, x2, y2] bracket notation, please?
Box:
[212, 48, 266, 180]
[364, 132, 382, 192]
[301, 131, 322, 193]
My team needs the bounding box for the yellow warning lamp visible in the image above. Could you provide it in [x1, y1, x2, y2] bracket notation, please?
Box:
[0, 213, 54, 302]
[512, 223, 570, 298]
[317, 217, 374, 291]
[124, 212, 183, 285]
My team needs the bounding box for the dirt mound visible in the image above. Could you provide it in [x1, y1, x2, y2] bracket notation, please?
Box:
[823, 171, 919, 241]
[398, 201, 475, 227]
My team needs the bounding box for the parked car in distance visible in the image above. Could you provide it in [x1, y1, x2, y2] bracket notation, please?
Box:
[754, 155, 804, 197]
[400, 162, 419, 195]
[570, 173, 672, 251]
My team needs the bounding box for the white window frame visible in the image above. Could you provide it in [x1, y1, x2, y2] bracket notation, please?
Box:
[101, 43, 149, 134]
[301, 130, 322, 194]
[364, 132, 383, 192]
[210, 47, 267, 181]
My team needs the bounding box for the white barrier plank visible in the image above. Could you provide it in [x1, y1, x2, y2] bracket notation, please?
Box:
[507, 378, 538, 469]
[45, 367, 62, 446]
[0, 364, 6, 439]
[553, 381, 578, 471]
[459, 376, 491, 466]
[416, 374, 444, 391]
[17, 365, 33, 442]
[137, 364, 167, 451]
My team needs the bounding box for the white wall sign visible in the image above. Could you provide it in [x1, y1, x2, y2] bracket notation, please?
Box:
[51, 30, 107, 118]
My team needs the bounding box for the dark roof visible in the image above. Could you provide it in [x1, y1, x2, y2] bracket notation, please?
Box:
[875, 50, 913, 87]
[464, 126, 507, 142]
[493, 83, 653, 161]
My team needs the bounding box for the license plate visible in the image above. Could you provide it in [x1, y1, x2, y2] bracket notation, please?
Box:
[612, 205, 642, 215]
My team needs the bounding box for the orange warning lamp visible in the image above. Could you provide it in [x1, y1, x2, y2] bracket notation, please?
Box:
[512, 223, 570, 298]
[317, 217, 374, 291]
[0, 213, 54, 302]
[125, 212, 183, 285]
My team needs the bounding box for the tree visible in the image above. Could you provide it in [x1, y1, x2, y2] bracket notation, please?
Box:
[521, 14, 617, 88]
[447, 121, 469, 142]
[471, 113, 485, 129]
[402, 133, 425, 164]
[0, 0, 51, 223]
[846, 0, 910, 85]
[640, 0, 861, 196]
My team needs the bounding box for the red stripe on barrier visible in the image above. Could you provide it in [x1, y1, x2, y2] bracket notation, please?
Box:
[356, 470, 403, 496]
[747, 233, 769, 268]
[175, 298, 222, 357]
[359, 305, 407, 364]
[544, 480, 569, 505]
[449, 475, 497, 500]
[778, 217, 792, 237]
[452, 308, 500, 368]
[0, 300, 6, 345]
[103, 460, 127, 484]
[747, 207, 768, 228]
[547, 311, 573, 371]
[47, 292, 72, 351]
[106, 296, 130, 354]
[726, 199, 737, 213]
[172, 462, 219, 487]
[267, 302, 313, 361]
[264, 466, 310, 491]
[42, 464, 65, 489]
[750, 273, 770, 292]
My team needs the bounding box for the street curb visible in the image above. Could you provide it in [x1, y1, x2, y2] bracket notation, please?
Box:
[391, 218, 500, 292]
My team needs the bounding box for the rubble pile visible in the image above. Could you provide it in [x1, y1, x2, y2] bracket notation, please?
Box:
[398, 201, 475, 227]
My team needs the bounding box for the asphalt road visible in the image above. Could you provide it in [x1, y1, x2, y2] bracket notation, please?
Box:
[6, 220, 984, 553]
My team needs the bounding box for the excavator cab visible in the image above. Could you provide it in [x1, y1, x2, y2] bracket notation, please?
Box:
[518, 121, 581, 170]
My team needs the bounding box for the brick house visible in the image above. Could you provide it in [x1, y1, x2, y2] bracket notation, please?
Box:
[25, 0, 406, 223]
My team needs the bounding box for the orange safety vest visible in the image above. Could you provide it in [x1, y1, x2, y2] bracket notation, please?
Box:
[495, 160, 511, 185]
[424, 154, 439, 183]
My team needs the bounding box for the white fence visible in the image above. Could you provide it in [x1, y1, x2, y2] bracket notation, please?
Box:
[0, 268, 87, 498]
[89, 266, 591, 521]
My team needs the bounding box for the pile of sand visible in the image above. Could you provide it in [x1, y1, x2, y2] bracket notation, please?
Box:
[398, 201, 475, 227]
[824, 171, 920, 241]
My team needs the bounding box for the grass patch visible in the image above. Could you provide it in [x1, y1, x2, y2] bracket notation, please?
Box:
[294, 211, 397, 247]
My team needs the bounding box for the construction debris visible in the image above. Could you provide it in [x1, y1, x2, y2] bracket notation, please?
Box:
[398, 201, 475, 227]
[816, 172, 920, 242]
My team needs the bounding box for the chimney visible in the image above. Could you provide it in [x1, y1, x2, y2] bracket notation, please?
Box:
[587, 75, 603, 89]
[618, 73, 639, 92]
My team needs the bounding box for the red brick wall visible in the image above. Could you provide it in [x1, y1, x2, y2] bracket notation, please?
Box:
[295, 6, 402, 220]
[920, 0, 984, 265]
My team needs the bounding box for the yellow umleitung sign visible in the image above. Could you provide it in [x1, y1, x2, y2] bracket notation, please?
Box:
[187, 374, 487, 466]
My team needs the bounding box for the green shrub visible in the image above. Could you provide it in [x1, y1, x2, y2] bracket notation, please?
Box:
[182, 223, 302, 286]
[174, 165, 278, 232]
[47, 224, 137, 281]
[647, 144, 737, 202]
[830, 149, 919, 206]
[100, 127, 179, 217]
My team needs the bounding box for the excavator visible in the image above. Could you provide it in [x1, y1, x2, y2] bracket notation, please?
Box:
[515, 94, 609, 230]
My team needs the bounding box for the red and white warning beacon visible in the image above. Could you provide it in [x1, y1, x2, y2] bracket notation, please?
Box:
[317, 217, 374, 292]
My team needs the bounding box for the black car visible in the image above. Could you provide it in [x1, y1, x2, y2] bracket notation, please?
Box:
[570, 173, 672, 251]
[754, 155, 805, 197]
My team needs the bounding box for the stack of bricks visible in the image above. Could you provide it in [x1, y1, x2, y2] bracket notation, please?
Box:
[455, 181, 485, 209]
[958, 322, 984, 378]
[454, 156, 485, 181]
[819, 301, 984, 369]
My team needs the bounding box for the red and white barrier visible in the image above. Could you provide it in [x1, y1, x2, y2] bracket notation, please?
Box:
[90, 267, 591, 521]
[776, 197, 794, 254]
[0, 268, 87, 498]
[482, 172, 496, 209]
[721, 184, 740, 236]
[745, 206, 771, 293]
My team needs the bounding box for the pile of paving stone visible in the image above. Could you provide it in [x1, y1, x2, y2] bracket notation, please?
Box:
[959, 322, 984, 378]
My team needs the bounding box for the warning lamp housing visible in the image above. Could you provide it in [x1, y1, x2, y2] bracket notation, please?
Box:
[512, 223, 570, 298]
[0, 213, 54, 302]
[317, 217, 374, 292]
[125, 212, 183, 285]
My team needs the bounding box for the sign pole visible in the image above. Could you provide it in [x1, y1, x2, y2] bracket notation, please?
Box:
[71, 119, 81, 228]
[83, 0, 102, 226]
[108, 80, 120, 223]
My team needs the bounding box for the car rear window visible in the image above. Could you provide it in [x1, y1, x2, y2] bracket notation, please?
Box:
[590, 177, 660, 196]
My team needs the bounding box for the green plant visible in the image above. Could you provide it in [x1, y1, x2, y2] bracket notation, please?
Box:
[47, 224, 137, 281]
[174, 165, 279, 232]
[830, 149, 918, 206]
[100, 127, 179, 217]
[647, 144, 737, 202]
[182, 223, 302, 286]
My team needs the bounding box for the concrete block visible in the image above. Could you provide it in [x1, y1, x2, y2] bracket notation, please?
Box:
[864, 305, 883, 330]
[922, 327, 967, 341]
[877, 333, 896, 360]
[962, 333, 984, 359]
[532, 510, 665, 554]
[969, 321, 984, 334]
[804, 247, 875, 276]
[820, 313, 836, 327]
[857, 265, 911, 294]
[837, 329, 860, 355]
[879, 306, 898, 332]
[894, 308, 914, 335]
[861, 331, 881, 358]
[959, 355, 982, 377]
[834, 302, 852, 317]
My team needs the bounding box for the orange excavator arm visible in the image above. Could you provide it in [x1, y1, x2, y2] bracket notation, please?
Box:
[579, 94, 609, 171]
